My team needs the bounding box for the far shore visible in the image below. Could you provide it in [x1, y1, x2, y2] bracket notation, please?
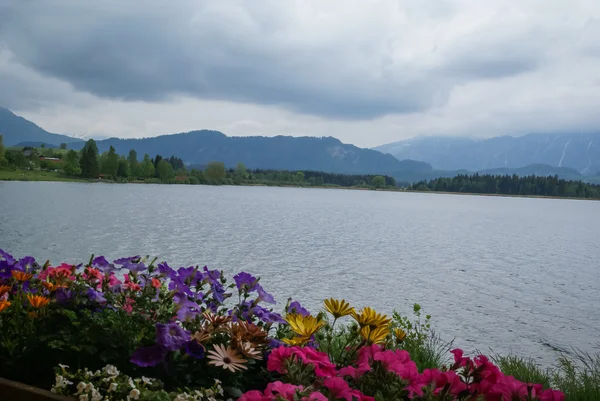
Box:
[2, 169, 599, 201]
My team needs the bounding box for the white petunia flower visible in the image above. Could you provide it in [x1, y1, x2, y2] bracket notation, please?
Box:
[79, 395, 89, 401]
[104, 365, 119, 377]
[91, 389, 103, 401]
[129, 388, 140, 400]
[128, 378, 136, 389]
[85, 383, 95, 392]
[141, 376, 152, 385]
[76, 382, 87, 394]
[108, 382, 118, 392]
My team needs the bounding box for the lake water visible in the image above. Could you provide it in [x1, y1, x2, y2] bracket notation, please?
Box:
[1, 181, 599, 365]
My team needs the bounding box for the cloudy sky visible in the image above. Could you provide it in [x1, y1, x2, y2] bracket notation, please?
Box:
[1, 0, 599, 147]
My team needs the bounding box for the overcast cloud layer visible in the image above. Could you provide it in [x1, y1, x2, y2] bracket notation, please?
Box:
[1, 0, 599, 147]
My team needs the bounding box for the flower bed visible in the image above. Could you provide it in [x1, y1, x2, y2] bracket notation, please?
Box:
[0, 249, 564, 400]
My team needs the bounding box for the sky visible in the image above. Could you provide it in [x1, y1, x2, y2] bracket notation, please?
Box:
[1, 0, 599, 148]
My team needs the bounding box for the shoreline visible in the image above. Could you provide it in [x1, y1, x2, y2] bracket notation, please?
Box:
[2, 173, 599, 201]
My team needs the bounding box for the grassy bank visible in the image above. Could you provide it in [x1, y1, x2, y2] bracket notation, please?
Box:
[0, 169, 86, 182]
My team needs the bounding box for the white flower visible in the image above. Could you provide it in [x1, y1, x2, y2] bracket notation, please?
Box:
[128, 378, 136, 389]
[141, 376, 152, 385]
[129, 389, 140, 400]
[85, 383, 95, 392]
[94, 370, 101, 376]
[104, 365, 119, 377]
[108, 382, 118, 392]
[76, 382, 87, 394]
[79, 395, 89, 401]
[205, 389, 214, 397]
[173, 395, 187, 401]
[58, 363, 69, 370]
[84, 371, 93, 379]
[91, 390, 103, 401]
[54, 375, 73, 389]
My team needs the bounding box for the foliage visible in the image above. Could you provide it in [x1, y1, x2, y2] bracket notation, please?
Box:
[411, 174, 600, 199]
[141, 154, 156, 178]
[205, 162, 226, 184]
[128, 149, 139, 178]
[372, 176, 386, 188]
[60, 142, 68, 150]
[63, 149, 82, 175]
[156, 159, 175, 181]
[0, 134, 5, 164]
[80, 139, 100, 178]
[117, 158, 132, 178]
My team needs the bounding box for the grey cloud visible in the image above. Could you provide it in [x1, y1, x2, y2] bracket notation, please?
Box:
[1, 0, 552, 119]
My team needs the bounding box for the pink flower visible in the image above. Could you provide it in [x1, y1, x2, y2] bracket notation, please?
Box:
[123, 297, 135, 314]
[349, 390, 375, 401]
[123, 274, 142, 291]
[323, 377, 353, 401]
[267, 346, 295, 374]
[151, 278, 161, 288]
[108, 273, 122, 287]
[539, 389, 565, 401]
[450, 348, 470, 368]
[293, 347, 337, 378]
[239, 390, 271, 401]
[357, 344, 382, 366]
[265, 381, 303, 401]
[489, 375, 529, 400]
[339, 364, 370, 380]
[303, 392, 328, 401]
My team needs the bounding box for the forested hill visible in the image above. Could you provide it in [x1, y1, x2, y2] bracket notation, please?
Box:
[411, 174, 600, 199]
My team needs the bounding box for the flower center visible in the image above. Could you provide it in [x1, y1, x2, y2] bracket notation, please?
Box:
[223, 357, 231, 364]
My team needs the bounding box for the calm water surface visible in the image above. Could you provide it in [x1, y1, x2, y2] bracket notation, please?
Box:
[1, 181, 599, 365]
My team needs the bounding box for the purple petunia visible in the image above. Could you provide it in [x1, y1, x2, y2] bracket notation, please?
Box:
[55, 288, 73, 305]
[0, 249, 15, 264]
[185, 340, 205, 359]
[113, 256, 140, 265]
[174, 295, 201, 322]
[287, 300, 310, 317]
[233, 272, 259, 292]
[256, 284, 276, 304]
[15, 256, 36, 272]
[0, 260, 13, 279]
[92, 256, 117, 273]
[252, 305, 286, 324]
[130, 344, 167, 367]
[155, 322, 190, 351]
[86, 288, 107, 304]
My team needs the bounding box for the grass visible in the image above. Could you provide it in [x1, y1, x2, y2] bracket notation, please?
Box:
[493, 348, 600, 400]
[0, 168, 85, 182]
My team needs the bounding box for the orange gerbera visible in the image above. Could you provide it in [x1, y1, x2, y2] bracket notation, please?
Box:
[27, 294, 50, 308]
[11, 270, 33, 282]
[0, 285, 11, 296]
[0, 300, 11, 313]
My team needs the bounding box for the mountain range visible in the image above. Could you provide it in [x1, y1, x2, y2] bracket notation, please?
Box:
[1, 106, 599, 183]
[374, 134, 600, 176]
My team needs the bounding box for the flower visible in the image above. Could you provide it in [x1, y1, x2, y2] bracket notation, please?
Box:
[185, 340, 206, 359]
[108, 383, 118, 392]
[266, 346, 294, 373]
[256, 284, 276, 304]
[0, 285, 10, 296]
[351, 306, 391, 328]
[283, 336, 311, 346]
[360, 325, 390, 345]
[11, 270, 33, 282]
[86, 288, 107, 304]
[207, 344, 248, 372]
[324, 298, 354, 319]
[394, 327, 407, 342]
[27, 294, 50, 308]
[0, 300, 11, 313]
[287, 300, 310, 316]
[151, 278, 161, 288]
[130, 344, 167, 367]
[129, 388, 140, 400]
[285, 314, 325, 338]
[233, 272, 259, 292]
[156, 322, 191, 351]
[323, 377, 353, 400]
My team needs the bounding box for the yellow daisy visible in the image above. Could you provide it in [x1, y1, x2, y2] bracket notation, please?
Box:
[285, 314, 325, 338]
[351, 307, 391, 329]
[360, 325, 390, 345]
[282, 336, 311, 346]
[324, 298, 354, 319]
[394, 328, 407, 342]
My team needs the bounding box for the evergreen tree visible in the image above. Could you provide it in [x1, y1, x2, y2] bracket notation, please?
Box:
[0, 134, 5, 164]
[60, 143, 67, 150]
[127, 149, 138, 178]
[79, 139, 100, 178]
[101, 146, 119, 178]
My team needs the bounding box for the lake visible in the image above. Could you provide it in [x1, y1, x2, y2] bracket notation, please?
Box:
[1, 181, 599, 365]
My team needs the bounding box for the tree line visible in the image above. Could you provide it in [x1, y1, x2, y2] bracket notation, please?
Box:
[0, 137, 396, 189]
[411, 173, 600, 199]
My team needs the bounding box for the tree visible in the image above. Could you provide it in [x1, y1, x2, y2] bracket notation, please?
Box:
[205, 162, 226, 184]
[140, 154, 155, 178]
[117, 158, 131, 178]
[101, 146, 119, 178]
[40, 143, 45, 148]
[0, 134, 5, 164]
[296, 171, 305, 182]
[79, 139, 100, 178]
[153, 154, 163, 169]
[157, 159, 175, 181]
[63, 150, 80, 176]
[60, 143, 67, 150]
[372, 176, 386, 188]
[235, 163, 248, 179]
[127, 149, 138, 178]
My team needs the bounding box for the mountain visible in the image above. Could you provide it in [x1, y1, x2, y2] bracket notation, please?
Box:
[92, 131, 432, 175]
[0, 107, 84, 147]
[374, 133, 600, 176]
